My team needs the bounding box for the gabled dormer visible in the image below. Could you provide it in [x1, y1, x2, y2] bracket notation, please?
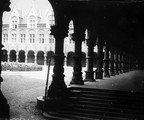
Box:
[27, 3, 41, 29]
[46, 7, 55, 29]
[9, 6, 22, 29]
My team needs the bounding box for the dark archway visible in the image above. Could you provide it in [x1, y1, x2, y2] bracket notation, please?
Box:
[2, 49, 8, 62]
[27, 50, 34, 63]
[47, 51, 54, 65]
[37, 51, 44, 65]
[10, 50, 16, 62]
[18, 50, 25, 62]
[81, 52, 86, 67]
[67, 52, 74, 66]
[93, 52, 97, 68]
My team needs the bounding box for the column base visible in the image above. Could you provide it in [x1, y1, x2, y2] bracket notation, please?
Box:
[0, 90, 10, 119]
[115, 70, 119, 75]
[48, 74, 67, 98]
[84, 71, 95, 82]
[42, 96, 67, 112]
[95, 69, 103, 79]
[104, 72, 110, 77]
[70, 72, 84, 85]
[110, 71, 115, 76]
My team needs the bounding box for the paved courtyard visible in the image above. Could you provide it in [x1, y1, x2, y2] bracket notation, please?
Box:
[1, 66, 144, 120]
[1, 66, 86, 120]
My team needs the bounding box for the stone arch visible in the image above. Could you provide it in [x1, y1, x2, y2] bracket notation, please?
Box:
[10, 50, 16, 62]
[18, 50, 25, 62]
[67, 52, 74, 66]
[27, 50, 34, 63]
[2, 49, 8, 62]
[37, 51, 44, 65]
[81, 52, 86, 67]
[47, 51, 54, 65]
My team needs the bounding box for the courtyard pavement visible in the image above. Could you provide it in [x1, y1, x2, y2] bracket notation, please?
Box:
[1, 66, 144, 120]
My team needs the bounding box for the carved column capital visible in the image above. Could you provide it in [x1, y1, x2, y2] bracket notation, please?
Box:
[51, 24, 68, 40]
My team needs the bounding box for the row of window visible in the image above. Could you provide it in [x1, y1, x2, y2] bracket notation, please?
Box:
[2, 33, 54, 44]
[10, 14, 55, 29]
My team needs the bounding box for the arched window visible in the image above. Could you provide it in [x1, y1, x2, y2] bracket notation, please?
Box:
[11, 16, 18, 29]
[29, 16, 36, 28]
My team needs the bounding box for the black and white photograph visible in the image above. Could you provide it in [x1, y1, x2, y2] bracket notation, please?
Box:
[0, 0, 144, 119]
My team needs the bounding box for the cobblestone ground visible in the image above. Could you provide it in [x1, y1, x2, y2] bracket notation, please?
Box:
[1, 66, 86, 120]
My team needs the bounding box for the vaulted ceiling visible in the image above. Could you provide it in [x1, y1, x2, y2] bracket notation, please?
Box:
[49, 0, 144, 58]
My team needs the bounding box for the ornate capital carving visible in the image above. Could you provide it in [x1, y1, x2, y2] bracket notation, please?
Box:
[50, 24, 69, 39]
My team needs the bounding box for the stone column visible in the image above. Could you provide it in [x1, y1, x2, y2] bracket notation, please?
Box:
[43, 22, 68, 113]
[125, 55, 128, 72]
[7, 51, 10, 62]
[70, 25, 85, 85]
[114, 50, 119, 75]
[16, 51, 18, 62]
[34, 52, 37, 64]
[47, 24, 68, 98]
[84, 29, 95, 82]
[123, 53, 126, 73]
[103, 41, 110, 77]
[109, 47, 115, 76]
[0, 0, 10, 118]
[44, 53, 47, 65]
[25, 52, 28, 63]
[118, 51, 122, 74]
[119, 52, 123, 74]
[95, 37, 104, 79]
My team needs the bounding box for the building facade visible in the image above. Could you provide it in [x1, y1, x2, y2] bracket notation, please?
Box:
[2, 3, 97, 66]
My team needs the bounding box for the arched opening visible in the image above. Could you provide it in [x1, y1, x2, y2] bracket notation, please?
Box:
[47, 51, 54, 65]
[37, 51, 44, 65]
[67, 52, 74, 66]
[82, 52, 86, 67]
[27, 50, 34, 63]
[19, 50, 25, 62]
[10, 50, 16, 62]
[93, 52, 97, 68]
[2, 49, 8, 62]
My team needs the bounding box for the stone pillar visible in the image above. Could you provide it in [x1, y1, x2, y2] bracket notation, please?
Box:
[7, 51, 10, 62]
[84, 29, 95, 82]
[16, 51, 18, 62]
[114, 50, 119, 75]
[123, 53, 126, 73]
[25, 52, 28, 63]
[43, 22, 69, 113]
[121, 53, 124, 73]
[95, 37, 104, 79]
[44, 53, 47, 65]
[34, 52, 37, 64]
[70, 25, 85, 85]
[103, 41, 110, 77]
[109, 47, 115, 76]
[119, 52, 123, 74]
[0, 0, 10, 118]
[118, 51, 122, 74]
[125, 55, 128, 72]
[47, 24, 67, 99]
